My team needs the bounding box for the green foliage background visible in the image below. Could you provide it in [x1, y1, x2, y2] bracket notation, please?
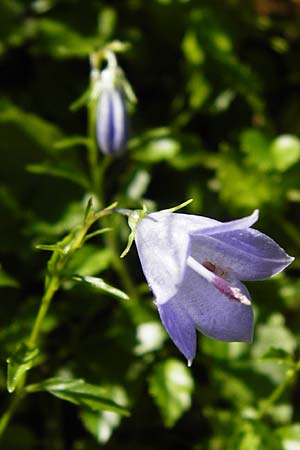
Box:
[1, 0, 300, 449]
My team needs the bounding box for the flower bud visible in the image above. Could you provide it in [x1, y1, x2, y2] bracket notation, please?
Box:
[96, 67, 128, 156]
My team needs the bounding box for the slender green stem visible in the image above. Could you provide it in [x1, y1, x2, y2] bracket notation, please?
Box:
[0, 275, 60, 440]
[87, 93, 100, 194]
[257, 361, 300, 419]
[105, 217, 139, 301]
[0, 382, 24, 437]
[28, 276, 60, 348]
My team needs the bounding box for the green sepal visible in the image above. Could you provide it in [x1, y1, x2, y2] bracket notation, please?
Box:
[120, 205, 148, 258]
[161, 198, 193, 213]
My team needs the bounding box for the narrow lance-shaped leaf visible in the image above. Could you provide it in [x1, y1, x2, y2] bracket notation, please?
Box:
[26, 377, 130, 415]
[72, 275, 129, 300]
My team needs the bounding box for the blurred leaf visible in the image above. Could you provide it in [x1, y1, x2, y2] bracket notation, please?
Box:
[83, 197, 95, 225]
[0, 100, 63, 154]
[30, 201, 87, 238]
[217, 156, 280, 209]
[252, 314, 297, 359]
[0, 424, 36, 450]
[72, 275, 129, 300]
[260, 348, 292, 363]
[270, 135, 300, 172]
[84, 228, 111, 242]
[33, 19, 99, 58]
[130, 127, 213, 170]
[187, 72, 211, 109]
[125, 169, 151, 201]
[240, 128, 272, 171]
[54, 136, 91, 151]
[134, 321, 166, 355]
[80, 385, 128, 443]
[184, 7, 262, 111]
[97, 7, 117, 42]
[182, 30, 205, 65]
[230, 421, 284, 450]
[0, 268, 19, 288]
[26, 377, 129, 415]
[148, 358, 194, 427]
[130, 128, 180, 163]
[27, 161, 90, 189]
[7, 343, 39, 393]
[202, 338, 248, 360]
[251, 314, 297, 384]
[212, 369, 254, 409]
[66, 245, 112, 277]
[278, 424, 300, 450]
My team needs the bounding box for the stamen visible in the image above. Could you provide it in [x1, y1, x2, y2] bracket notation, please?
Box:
[186, 256, 251, 306]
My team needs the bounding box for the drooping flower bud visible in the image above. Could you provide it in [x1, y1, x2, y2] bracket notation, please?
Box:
[95, 65, 129, 156]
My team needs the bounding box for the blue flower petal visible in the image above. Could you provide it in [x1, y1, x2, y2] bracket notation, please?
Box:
[181, 266, 253, 343]
[135, 212, 217, 304]
[157, 299, 196, 365]
[189, 228, 294, 281]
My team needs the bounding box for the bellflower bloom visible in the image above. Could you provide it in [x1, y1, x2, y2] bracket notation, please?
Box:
[95, 66, 128, 156]
[135, 209, 294, 365]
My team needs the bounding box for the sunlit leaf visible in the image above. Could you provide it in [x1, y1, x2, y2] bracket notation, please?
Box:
[278, 424, 300, 450]
[270, 135, 300, 172]
[80, 385, 128, 443]
[148, 358, 194, 427]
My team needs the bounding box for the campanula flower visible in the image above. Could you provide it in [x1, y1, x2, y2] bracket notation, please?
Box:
[135, 209, 294, 365]
[95, 66, 128, 156]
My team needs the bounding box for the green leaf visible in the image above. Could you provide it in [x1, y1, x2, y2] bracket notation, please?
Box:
[80, 385, 128, 443]
[7, 343, 39, 393]
[26, 161, 90, 189]
[0, 100, 63, 154]
[134, 321, 166, 355]
[34, 19, 99, 58]
[69, 86, 92, 111]
[182, 30, 205, 65]
[252, 314, 297, 359]
[240, 128, 272, 171]
[259, 348, 292, 363]
[54, 136, 91, 151]
[278, 423, 300, 450]
[26, 377, 129, 415]
[84, 228, 111, 242]
[35, 244, 66, 254]
[66, 245, 112, 277]
[148, 358, 194, 427]
[230, 421, 284, 450]
[83, 197, 95, 225]
[130, 128, 180, 163]
[251, 313, 297, 384]
[72, 275, 129, 300]
[0, 268, 19, 288]
[270, 135, 300, 171]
